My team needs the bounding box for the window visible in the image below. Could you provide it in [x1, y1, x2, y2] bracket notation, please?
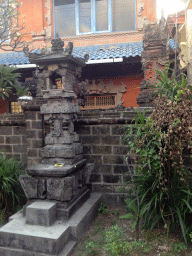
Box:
[53, 0, 136, 37]
[83, 94, 116, 109]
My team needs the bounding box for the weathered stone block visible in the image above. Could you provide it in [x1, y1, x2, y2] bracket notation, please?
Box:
[37, 130, 43, 139]
[47, 177, 74, 201]
[0, 145, 12, 153]
[22, 136, 27, 144]
[91, 184, 113, 193]
[26, 130, 37, 139]
[6, 136, 21, 144]
[103, 175, 120, 183]
[75, 126, 91, 135]
[94, 164, 112, 174]
[82, 163, 95, 185]
[0, 126, 12, 135]
[37, 179, 47, 199]
[32, 121, 42, 129]
[25, 111, 36, 120]
[75, 144, 83, 155]
[0, 136, 4, 143]
[103, 155, 124, 164]
[13, 126, 25, 135]
[113, 165, 128, 174]
[82, 136, 101, 144]
[73, 133, 79, 142]
[27, 149, 38, 157]
[112, 125, 127, 135]
[26, 121, 32, 129]
[45, 134, 72, 145]
[13, 144, 27, 153]
[84, 155, 102, 164]
[90, 174, 101, 183]
[83, 145, 91, 154]
[92, 126, 110, 135]
[102, 136, 120, 145]
[19, 175, 38, 199]
[26, 201, 57, 226]
[31, 140, 42, 148]
[93, 146, 112, 154]
[40, 145, 75, 158]
[113, 146, 127, 155]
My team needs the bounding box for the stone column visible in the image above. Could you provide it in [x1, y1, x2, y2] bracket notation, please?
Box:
[137, 18, 170, 106]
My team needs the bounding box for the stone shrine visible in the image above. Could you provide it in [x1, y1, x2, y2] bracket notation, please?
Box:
[0, 37, 101, 256]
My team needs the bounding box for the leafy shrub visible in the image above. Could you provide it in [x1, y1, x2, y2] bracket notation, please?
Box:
[0, 65, 28, 100]
[123, 65, 192, 244]
[98, 202, 109, 215]
[0, 154, 26, 222]
[104, 225, 132, 256]
[85, 241, 98, 256]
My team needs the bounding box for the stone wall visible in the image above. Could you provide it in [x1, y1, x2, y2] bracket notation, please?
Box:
[0, 107, 191, 195]
[24, 106, 43, 166]
[75, 107, 152, 193]
[0, 113, 27, 165]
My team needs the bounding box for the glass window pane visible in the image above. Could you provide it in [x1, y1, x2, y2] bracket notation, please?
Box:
[112, 0, 136, 32]
[54, 0, 76, 37]
[79, 0, 91, 33]
[96, 0, 108, 31]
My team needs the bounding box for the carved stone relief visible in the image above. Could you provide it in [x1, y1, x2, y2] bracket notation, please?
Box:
[86, 79, 127, 106]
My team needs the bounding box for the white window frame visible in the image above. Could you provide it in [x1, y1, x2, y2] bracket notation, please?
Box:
[53, 0, 136, 37]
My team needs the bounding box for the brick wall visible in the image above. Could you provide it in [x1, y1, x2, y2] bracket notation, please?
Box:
[0, 113, 27, 165]
[75, 107, 152, 193]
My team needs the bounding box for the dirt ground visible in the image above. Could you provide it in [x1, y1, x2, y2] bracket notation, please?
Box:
[71, 203, 192, 256]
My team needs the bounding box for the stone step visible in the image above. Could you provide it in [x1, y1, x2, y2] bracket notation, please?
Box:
[0, 193, 102, 256]
[0, 240, 77, 256]
[0, 216, 72, 255]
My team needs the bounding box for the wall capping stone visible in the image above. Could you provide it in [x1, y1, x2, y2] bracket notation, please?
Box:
[76, 107, 153, 125]
[0, 113, 25, 126]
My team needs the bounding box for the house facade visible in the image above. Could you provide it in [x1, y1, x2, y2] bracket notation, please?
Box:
[0, 0, 157, 113]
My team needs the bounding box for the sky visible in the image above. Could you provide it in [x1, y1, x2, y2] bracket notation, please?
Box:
[156, 0, 186, 19]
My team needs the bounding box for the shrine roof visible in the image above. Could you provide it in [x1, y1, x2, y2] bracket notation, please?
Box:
[0, 42, 143, 66]
[0, 51, 30, 66]
[73, 42, 143, 61]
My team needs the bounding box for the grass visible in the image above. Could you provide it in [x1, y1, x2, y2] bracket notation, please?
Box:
[71, 203, 192, 256]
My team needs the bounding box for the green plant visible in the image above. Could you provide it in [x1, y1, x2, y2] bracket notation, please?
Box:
[120, 197, 141, 240]
[98, 202, 109, 215]
[0, 65, 27, 100]
[104, 225, 132, 256]
[172, 242, 187, 253]
[130, 240, 144, 250]
[0, 154, 26, 221]
[85, 241, 98, 256]
[123, 65, 192, 244]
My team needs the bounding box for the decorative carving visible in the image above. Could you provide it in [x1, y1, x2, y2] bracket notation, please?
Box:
[65, 42, 73, 55]
[137, 18, 171, 106]
[87, 79, 127, 106]
[51, 34, 64, 52]
[143, 18, 167, 49]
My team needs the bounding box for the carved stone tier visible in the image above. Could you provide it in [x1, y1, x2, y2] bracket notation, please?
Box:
[20, 159, 89, 202]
